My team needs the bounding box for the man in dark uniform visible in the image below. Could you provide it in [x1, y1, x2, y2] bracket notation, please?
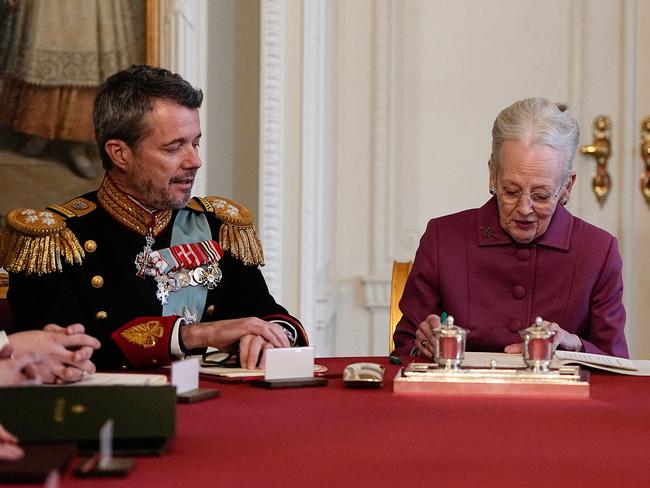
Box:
[0, 65, 307, 370]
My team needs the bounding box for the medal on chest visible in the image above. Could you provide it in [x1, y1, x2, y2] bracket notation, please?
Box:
[135, 230, 156, 277]
[134, 237, 224, 304]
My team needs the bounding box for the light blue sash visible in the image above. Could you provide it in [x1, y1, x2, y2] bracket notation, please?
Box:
[162, 210, 212, 320]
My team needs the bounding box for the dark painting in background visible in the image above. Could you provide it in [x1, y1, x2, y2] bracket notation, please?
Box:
[0, 0, 153, 223]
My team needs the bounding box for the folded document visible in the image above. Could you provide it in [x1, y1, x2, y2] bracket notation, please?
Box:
[553, 351, 650, 376]
[462, 351, 650, 376]
[66, 372, 168, 386]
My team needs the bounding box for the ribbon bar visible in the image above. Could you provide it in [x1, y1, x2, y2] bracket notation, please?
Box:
[144, 240, 224, 278]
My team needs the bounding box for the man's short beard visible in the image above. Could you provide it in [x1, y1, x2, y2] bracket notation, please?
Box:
[132, 176, 191, 210]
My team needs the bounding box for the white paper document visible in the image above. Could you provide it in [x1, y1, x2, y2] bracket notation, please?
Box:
[461, 351, 650, 376]
[199, 366, 264, 379]
[64, 372, 168, 386]
[199, 363, 327, 379]
[553, 350, 650, 376]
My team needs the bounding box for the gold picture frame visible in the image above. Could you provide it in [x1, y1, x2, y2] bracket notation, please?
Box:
[146, 0, 160, 66]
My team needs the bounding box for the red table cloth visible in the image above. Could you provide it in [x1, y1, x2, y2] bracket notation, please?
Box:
[5, 356, 650, 487]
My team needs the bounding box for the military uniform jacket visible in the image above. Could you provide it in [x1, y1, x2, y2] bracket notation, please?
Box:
[393, 197, 628, 358]
[1, 176, 307, 370]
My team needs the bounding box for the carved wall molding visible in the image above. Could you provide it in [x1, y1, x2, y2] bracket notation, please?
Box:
[257, 0, 336, 349]
[363, 0, 401, 310]
[300, 0, 334, 344]
[258, 0, 285, 299]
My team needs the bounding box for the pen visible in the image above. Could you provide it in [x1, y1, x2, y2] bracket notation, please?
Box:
[76, 453, 100, 475]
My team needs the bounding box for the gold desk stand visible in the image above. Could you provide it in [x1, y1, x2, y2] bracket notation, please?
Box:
[393, 362, 590, 399]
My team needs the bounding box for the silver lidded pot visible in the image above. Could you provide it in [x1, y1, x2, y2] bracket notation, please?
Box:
[432, 315, 468, 369]
[519, 316, 556, 372]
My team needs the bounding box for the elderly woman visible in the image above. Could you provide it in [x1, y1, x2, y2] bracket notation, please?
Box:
[392, 97, 628, 358]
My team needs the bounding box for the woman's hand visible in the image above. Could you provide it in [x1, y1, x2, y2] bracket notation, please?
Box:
[504, 320, 582, 354]
[547, 321, 583, 351]
[414, 314, 442, 358]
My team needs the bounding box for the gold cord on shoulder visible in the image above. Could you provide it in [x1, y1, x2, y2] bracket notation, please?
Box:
[0, 209, 84, 275]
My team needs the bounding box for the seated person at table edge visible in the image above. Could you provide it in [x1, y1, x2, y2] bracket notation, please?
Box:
[1, 324, 99, 385]
[393, 97, 628, 359]
[1, 323, 100, 461]
[0, 64, 308, 370]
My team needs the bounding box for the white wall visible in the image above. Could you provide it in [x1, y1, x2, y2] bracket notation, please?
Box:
[204, 1, 260, 214]
[162, 0, 260, 214]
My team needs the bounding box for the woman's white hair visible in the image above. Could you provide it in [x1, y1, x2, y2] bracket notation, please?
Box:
[491, 97, 580, 174]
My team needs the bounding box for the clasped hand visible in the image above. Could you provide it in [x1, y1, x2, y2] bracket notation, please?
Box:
[5, 323, 101, 384]
[0, 344, 40, 386]
[181, 317, 291, 369]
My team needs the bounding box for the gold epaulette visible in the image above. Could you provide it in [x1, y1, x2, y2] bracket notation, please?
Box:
[0, 207, 85, 275]
[189, 196, 264, 266]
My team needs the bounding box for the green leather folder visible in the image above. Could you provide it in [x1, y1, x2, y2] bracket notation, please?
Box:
[0, 385, 176, 454]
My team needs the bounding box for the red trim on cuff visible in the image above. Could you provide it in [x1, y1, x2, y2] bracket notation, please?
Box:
[111, 316, 177, 369]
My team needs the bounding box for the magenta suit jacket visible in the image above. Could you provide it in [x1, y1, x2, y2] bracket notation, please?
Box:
[393, 198, 629, 358]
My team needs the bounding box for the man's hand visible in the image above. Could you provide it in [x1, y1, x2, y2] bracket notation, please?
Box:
[181, 317, 291, 368]
[239, 333, 277, 369]
[504, 320, 582, 354]
[9, 324, 101, 384]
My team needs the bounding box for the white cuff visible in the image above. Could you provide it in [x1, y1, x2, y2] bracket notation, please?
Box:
[271, 320, 297, 346]
[0, 330, 9, 350]
[170, 318, 187, 359]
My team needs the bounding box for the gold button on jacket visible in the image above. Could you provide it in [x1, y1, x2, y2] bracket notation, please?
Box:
[84, 240, 97, 252]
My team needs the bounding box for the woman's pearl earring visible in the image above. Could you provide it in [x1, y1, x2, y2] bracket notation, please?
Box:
[489, 187, 496, 195]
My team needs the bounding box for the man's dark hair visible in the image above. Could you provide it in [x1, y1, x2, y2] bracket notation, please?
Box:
[93, 64, 204, 170]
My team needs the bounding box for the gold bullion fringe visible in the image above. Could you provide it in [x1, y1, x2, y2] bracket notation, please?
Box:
[219, 223, 265, 267]
[0, 226, 84, 275]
